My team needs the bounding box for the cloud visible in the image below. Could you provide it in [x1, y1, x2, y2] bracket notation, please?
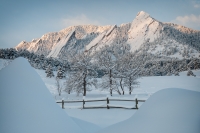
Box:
[194, 4, 200, 8]
[171, 14, 200, 30]
[61, 14, 101, 28]
[192, 0, 200, 8]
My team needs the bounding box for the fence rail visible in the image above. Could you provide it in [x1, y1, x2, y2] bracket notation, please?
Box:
[56, 97, 145, 110]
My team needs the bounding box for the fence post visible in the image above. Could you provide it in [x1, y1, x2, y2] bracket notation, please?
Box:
[83, 99, 85, 109]
[135, 98, 138, 109]
[107, 97, 109, 109]
[62, 100, 64, 109]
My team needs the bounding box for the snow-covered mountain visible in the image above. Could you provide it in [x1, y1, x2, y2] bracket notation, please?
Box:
[15, 11, 200, 59]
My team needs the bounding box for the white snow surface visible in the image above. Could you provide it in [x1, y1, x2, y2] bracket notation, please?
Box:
[0, 57, 101, 133]
[47, 30, 75, 58]
[137, 72, 200, 94]
[0, 59, 12, 70]
[35, 68, 200, 128]
[97, 88, 200, 133]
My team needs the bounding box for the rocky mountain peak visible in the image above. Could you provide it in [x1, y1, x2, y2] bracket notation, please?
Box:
[15, 11, 200, 60]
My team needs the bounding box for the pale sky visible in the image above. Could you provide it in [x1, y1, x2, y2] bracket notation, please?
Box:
[0, 0, 200, 48]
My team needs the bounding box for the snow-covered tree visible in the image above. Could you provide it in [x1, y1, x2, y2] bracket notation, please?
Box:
[0, 48, 18, 59]
[174, 71, 179, 76]
[187, 69, 196, 77]
[65, 51, 97, 96]
[56, 66, 65, 79]
[55, 78, 62, 96]
[118, 52, 140, 95]
[95, 44, 119, 96]
[45, 65, 54, 78]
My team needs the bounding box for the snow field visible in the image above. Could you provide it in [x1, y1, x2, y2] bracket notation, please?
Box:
[97, 88, 200, 133]
[35, 68, 200, 128]
[1, 58, 200, 130]
[0, 58, 101, 133]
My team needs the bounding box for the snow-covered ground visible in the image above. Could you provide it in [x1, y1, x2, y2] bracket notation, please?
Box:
[97, 88, 200, 133]
[0, 59, 12, 70]
[0, 58, 200, 132]
[0, 58, 101, 133]
[35, 67, 200, 127]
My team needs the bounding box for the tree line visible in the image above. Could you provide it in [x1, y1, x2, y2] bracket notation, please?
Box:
[0, 44, 199, 96]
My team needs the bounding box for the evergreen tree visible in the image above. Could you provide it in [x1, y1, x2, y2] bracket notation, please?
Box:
[56, 66, 65, 79]
[45, 65, 54, 78]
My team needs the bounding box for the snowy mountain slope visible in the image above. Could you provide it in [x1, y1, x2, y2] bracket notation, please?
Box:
[127, 11, 162, 51]
[47, 30, 75, 58]
[86, 23, 131, 52]
[85, 31, 107, 51]
[0, 57, 100, 133]
[97, 88, 200, 133]
[16, 25, 112, 56]
[15, 11, 200, 59]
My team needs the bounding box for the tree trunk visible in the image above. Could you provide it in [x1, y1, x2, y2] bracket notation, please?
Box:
[109, 69, 112, 96]
[117, 89, 121, 95]
[59, 89, 61, 96]
[120, 78, 124, 95]
[129, 77, 132, 95]
[83, 73, 87, 96]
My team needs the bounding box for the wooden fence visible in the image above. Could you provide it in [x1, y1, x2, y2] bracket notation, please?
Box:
[56, 97, 145, 110]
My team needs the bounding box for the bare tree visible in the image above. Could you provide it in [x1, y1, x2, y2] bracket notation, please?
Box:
[116, 52, 141, 95]
[64, 51, 97, 96]
[95, 44, 119, 96]
[55, 78, 62, 96]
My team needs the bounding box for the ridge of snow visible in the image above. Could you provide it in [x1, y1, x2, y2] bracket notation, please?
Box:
[47, 30, 75, 58]
[136, 11, 150, 19]
[85, 31, 107, 51]
[0, 57, 84, 133]
[97, 88, 200, 133]
[0, 58, 102, 133]
[15, 41, 27, 49]
[106, 25, 117, 36]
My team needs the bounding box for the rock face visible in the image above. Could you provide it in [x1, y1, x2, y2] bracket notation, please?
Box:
[15, 11, 200, 59]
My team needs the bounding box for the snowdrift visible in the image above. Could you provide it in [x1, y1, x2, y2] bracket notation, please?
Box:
[0, 58, 100, 133]
[97, 88, 200, 133]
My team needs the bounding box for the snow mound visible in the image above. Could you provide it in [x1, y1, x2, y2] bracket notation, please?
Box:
[0, 57, 89, 133]
[97, 88, 200, 133]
